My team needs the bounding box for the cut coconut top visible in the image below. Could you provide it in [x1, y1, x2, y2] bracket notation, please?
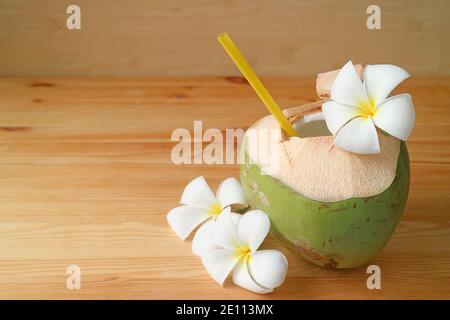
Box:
[316, 63, 364, 99]
[245, 102, 401, 202]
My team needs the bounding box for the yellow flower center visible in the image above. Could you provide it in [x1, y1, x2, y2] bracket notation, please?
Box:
[208, 203, 223, 216]
[357, 98, 377, 118]
[235, 244, 252, 263]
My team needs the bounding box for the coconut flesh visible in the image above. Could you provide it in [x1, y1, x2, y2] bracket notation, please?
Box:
[239, 65, 410, 268]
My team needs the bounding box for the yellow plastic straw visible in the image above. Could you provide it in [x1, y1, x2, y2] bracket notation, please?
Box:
[217, 32, 299, 137]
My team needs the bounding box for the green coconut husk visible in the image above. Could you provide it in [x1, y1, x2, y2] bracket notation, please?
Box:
[240, 142, 409, 269]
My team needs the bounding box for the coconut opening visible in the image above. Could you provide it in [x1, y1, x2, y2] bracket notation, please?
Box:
[280, 101, 331, 141]
[292, 115, 332, 138]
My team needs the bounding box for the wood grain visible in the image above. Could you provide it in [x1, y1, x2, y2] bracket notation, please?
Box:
[0, 76, 449, 299]
[0, 0, 449, 76]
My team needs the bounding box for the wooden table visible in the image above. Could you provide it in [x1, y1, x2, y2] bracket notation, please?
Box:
[0, 76, 449, 299]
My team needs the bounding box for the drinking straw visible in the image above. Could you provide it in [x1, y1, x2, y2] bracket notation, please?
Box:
[217, 32, 299, 137]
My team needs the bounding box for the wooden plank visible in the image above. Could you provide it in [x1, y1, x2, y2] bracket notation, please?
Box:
[0, 0, 449, 76]
[0, 76, 449, 299]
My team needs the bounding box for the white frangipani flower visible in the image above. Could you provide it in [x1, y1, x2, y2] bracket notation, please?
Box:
[322, 61, 415, 154]
[167, 176, 248, 256]
[201, 208, 288, 294]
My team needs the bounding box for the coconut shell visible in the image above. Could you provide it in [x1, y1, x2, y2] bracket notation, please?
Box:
[241, 104, 409, 268]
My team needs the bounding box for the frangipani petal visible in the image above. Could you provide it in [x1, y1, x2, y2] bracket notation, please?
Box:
[167, 205, 209, 240]
[373, 94, 415, 140]
[216, 177, 248, 209]
[322, 100, 359, 135]
[180, 176, 217, 209]
[213, 207, 241, 250]
[335, 117, 380, 154]
[192, 220, 220, 256]
[192, 213, 242, 256]
[229, 212, 243, 227]
[331, 61, 366, 107]
[237, 210, 270, 252]
[364, 64, 410, 105]
[201, 248, 240, 285]
[248, 250, 288, 289]
[232, 260, 273, 294]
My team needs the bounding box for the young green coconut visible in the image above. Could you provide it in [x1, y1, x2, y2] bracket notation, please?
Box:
[240, 62, 415, 269]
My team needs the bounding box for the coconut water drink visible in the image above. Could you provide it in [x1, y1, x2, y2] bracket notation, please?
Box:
[239, 65, 412, 269]
[216, 34, 414, 269]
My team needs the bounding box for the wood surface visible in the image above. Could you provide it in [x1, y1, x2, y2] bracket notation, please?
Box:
[0, 0, 449, 76]
[0, 76, 449, 299]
